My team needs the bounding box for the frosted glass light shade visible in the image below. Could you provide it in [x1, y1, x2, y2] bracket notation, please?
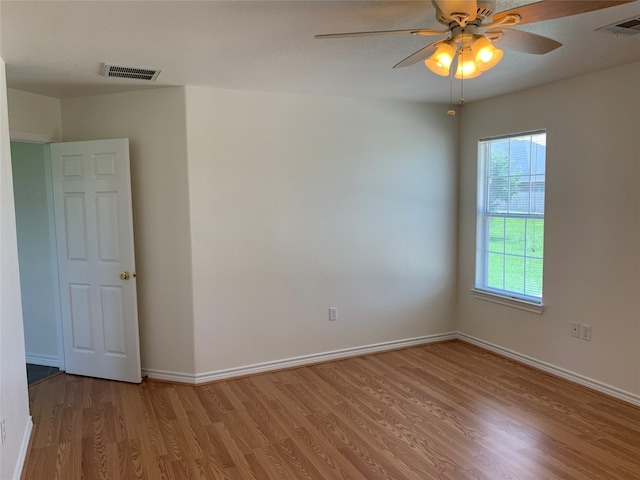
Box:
[455, 49, 481, 79]
[425, 42, 456, 76]
[471, 36, 503, 72]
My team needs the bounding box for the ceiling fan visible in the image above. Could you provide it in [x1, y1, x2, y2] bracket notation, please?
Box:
[316, 0, 634, 79]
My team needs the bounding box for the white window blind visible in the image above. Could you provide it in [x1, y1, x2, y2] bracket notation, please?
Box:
[475, 131, 546, 304]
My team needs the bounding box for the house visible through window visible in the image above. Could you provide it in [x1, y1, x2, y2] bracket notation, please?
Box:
[475, 131, 546, 304]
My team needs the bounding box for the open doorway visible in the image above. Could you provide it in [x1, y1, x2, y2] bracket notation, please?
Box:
[10, 140, 65, 384]
[12, 137, 142, 385]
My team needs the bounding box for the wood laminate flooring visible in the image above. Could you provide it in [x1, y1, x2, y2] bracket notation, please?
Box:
[22, 340, 640, 479]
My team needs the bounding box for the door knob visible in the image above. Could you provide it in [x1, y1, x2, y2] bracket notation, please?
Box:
[119, 271, 131, 280]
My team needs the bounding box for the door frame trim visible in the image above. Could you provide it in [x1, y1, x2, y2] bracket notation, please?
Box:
[9, 130, 57, 144]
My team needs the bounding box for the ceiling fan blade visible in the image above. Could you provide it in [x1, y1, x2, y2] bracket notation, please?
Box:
[432, 0, 478, 22]
[493, 0, 635, 26]
[393, 41, 441, 69]
[488, 29, 562, 54]
[315, 29, 444, 39]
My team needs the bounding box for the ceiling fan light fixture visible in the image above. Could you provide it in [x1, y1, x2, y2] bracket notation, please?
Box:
[317, 0, 630, 84]
[455, 48, 482, 79]
[425, 41, 456, 76]
[471, 36, 503, 71]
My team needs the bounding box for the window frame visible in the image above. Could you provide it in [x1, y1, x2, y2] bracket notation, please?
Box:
[474, 130, 546, 310]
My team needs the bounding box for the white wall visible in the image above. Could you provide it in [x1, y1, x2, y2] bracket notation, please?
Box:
[61, 88, 195, 375]
[185, 87, 458, 374]
[11, 141, 59, 363]
[7, 88, 62, 141]
[457, 62, 640, 396]
[0, 58, 32, 479]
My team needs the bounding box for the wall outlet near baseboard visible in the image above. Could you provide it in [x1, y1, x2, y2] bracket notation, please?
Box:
[329, 307, 337, 321]
[1, 417, 6, 445]
[580, 324, 592, 341]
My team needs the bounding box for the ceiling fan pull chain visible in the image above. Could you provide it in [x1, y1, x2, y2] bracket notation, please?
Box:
[447, 67, 456, 116]
[459, 56, 465, 106]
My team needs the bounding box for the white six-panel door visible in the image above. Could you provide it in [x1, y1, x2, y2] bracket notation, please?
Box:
[50, 139, 141, 383]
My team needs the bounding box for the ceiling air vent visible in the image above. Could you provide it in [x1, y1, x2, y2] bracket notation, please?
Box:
[102, 64, 162, 81]
[596, 15, 640, 35]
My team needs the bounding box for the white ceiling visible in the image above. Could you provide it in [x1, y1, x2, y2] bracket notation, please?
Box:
[1, 0, 639, 103]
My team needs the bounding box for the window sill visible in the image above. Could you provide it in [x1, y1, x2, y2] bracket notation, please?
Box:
[471, 289, 544, 314]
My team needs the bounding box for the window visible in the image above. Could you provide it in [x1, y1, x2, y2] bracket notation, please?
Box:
[475, 131, 546, 305]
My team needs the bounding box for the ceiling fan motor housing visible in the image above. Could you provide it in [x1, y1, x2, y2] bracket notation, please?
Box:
[433, 0, 496, 26]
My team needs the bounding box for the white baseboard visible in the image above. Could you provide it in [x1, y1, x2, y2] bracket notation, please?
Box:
[25, 353, 60, 368]
[141, 369, 197, 384]
[142, 332, 640, 407]
[14, 416, 33, 480]
[143, 332, 457, 385]
[457, 333, 640, 407]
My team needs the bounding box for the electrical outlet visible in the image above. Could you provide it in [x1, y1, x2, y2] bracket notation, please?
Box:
[580, 324, 592, 341]
[329, 307, 337, 321]
[1, 417, 6, 445]
[571, 323, 580, 338]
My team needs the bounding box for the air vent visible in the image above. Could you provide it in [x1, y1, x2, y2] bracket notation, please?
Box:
[596, 15, 640, 35]
[102, 64, 162, 81]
